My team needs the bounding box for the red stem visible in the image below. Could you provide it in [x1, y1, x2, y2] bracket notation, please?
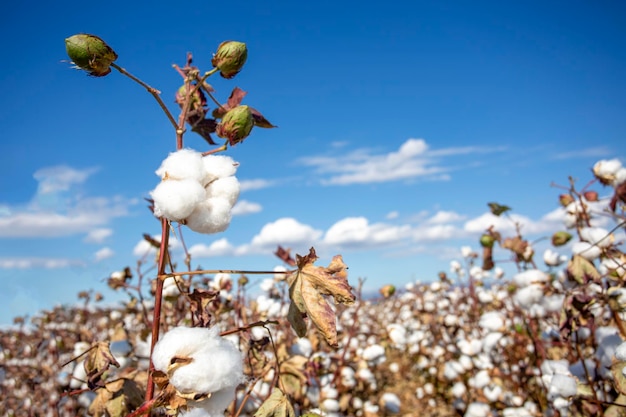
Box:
[145, 218, 170, 401]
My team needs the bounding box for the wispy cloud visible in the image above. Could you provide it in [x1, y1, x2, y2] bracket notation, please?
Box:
[84, 228, 113, 243]
[0, 257, 86, 269]
[240, 179, 275, 191]
[232, 200, 262, 216]
[33, 165, 99, 194]
[297, 138, 506, 185]
[552, 146, 612, 160]
[0, 166, 136, 238]
[94, 247, 114, 262]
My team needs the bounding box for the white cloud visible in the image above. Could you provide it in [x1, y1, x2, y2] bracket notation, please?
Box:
[552, 146, 611, 160]
[232, 200, 262, 216]
[386, 211, 399, 220]
[0, 166, 135, 238]
[33, 165, 98, 194]
[463, 212, 561, 235]
[298, 138, 504, 185]
[250, 218, 323, 248]
[324, 217, 411, 247]
[0, 257, 85, 269]
[84, 228, 113, 243]
[240, 179, 274, 191]
[189, 238, 235, 257]
[427, 210, 465, 224]
[94, 247, 114, 261]
[412, 224, 461, 242]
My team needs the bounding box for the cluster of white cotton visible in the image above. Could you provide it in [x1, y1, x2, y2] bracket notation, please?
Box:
[152, 326, 243, 417]
[151, 149, 240, 234]
[593, 158, 626, 187]
[541, 360, 578, 415]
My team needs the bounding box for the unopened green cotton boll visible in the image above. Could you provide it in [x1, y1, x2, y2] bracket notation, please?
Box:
[65, 34, 118, 77]
[211, 41, 248, 79]
[216, 105, 254, 146]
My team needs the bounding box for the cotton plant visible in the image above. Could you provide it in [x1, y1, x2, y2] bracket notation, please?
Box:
[61, 32, 359, 417]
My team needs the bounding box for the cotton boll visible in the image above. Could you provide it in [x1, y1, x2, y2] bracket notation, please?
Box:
[513, 269, 548, 288]
[571, 241, 602, 261]
[580, 227, 613, 248]
[291, 338, 313, 357]
[186, 198, 232, 234]
[484, 384, 502, 402]
[380, 393, 401, 414]
[202, 155, 238, 184]
[479, 312, 504, 332]
[152, 179, 206, 222]
[548, 374, 577, 399]
[362, 344, 386, 364]
[206, 176, 240, 206]
[192, 385, 238, 415]
[451, 382, 467, 398]
[593, 158, 623, 184]
[386, 324, 407, 348]
[152, 326, 243, 397]
[461, 246, 473, 258]
[179, 407, 211, 417]
[156, 149, 205, 181]
[514, 284, 544, 309]
[322, 398, 340, 412]
[544, 249, 565, 267]
[464, 402, 492, 417]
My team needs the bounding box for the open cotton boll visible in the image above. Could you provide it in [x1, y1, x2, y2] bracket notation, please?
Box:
[464, 402, 492, 417]
[380, 392, 401, 414]
[514, 284, 543, 309]
[156, 149, 205, 182]
[152, 179, 206, 222]
[202, 155, 238, 184]
[543, 249, 566, 267]
[571, 241, 602, 261]
[580, 227, 613, 248]
[548, 374, 577, 400]
[152, 326, 243, 397]
[593, 158, 623, 184]
[513, 269, 548, 288]
[206, 177, 240, 206]
[186, 198, 233, 234]
[479, 311, 504, 332]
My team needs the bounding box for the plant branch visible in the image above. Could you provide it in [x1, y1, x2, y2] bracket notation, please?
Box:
[110, 63, 178, 130]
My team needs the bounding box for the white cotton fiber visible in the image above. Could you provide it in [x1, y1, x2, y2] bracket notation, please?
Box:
[185, 198, 232, 234]
[152, 326, 243, 397]
[571, 241, 602, 261]
[152, 179, 206, 221]
[616, 342, 626, 362]
[206, 177, 240, 206]
[381, 393, 401, 414]
[580, 227, 612, 248]
[513, 269, 548, 288]
[202, 155, 237, 184]
[514, 284, 544, 308]
[479, 311, 504, 332]
[548, 374, 577, 399]
[156, 149, 205, 181]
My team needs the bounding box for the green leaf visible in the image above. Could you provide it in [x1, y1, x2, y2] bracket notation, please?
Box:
[488, 202, 511, 216]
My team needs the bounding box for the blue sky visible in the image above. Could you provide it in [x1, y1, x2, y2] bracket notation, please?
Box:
[1, 1, 625, 324]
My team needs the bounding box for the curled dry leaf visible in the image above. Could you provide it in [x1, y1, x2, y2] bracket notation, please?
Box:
[88, 378, 144, 417]
[84, 341, 120, 389]
[254, 388, 296, 417]
[287, 247, 355, 347]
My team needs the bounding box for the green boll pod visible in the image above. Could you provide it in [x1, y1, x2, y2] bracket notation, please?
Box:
[211, 41, 248, 79]
[65, 34, 118, 77]
[216, 105, 254, 145]
[480, 234, 496, 248]
[552, 231, 573, 247]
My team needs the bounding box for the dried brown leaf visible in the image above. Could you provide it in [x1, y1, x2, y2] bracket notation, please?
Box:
[253, 388, 295, 417]
[287, 248, 355, 347]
